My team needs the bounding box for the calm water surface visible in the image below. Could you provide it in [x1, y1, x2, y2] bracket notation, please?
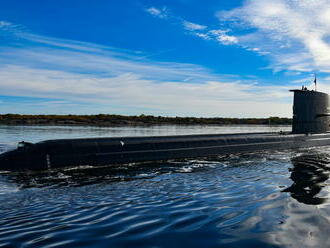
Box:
[1, 125, 330, 248]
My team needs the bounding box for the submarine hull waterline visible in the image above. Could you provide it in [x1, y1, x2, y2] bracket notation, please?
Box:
[2, 132, 330, 171]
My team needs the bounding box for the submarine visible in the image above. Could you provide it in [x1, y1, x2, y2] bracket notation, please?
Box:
[1, 86, 330, 171]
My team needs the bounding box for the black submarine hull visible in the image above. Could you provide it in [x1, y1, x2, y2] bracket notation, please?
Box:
[2, 132, 330, 171]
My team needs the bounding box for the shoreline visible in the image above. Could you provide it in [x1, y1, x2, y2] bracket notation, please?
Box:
[0, 114, 292, 126]
[0, 123, 291, 128]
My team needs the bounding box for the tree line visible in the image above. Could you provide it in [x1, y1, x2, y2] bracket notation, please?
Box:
[0, 114, 292, 126]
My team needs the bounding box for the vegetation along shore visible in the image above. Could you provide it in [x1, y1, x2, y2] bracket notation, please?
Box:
[0, 114, 292, 126]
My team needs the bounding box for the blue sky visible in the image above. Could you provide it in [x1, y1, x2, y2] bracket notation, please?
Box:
[0, 0, 328, 117]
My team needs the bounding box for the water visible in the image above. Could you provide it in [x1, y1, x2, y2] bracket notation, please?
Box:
[1, 124, 330, 247]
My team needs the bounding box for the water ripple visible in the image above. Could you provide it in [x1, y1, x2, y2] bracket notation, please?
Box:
[2, 145, 330, 247]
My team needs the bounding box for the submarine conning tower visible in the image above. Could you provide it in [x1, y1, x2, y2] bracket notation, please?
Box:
[290, 88, 330, 134]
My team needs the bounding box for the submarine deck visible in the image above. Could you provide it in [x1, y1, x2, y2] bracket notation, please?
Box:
[2, 132, 330, 170]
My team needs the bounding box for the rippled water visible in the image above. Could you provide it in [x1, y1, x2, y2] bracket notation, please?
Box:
[2, 125, 330, 247]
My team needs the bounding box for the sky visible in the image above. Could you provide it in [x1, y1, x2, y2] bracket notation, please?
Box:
[1, 0, 330, 117]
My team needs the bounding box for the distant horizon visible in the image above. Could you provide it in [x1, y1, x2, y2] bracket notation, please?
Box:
[0, 113, 292, 126]
[1, 0, 330, 117]
[0, 113, 293, 119]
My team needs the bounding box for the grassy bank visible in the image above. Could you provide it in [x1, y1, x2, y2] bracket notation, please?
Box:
[0, 114, 292, 126]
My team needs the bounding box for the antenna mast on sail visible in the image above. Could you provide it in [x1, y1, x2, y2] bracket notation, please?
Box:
[314, 73, 317, 91]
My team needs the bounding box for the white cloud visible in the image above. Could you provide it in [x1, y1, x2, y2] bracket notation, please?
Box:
[145, 7, 238, 47]
[0, 65, 292, 117]
[183, 21, 207, 31]
[145, 7, 168, 19]
[193, 32, 211, 40]
[218, 0, 330, 72]
[208, 29, 238, 45]
[190, 29, 238, 45]
[185, 26, 238, 45]
[0, 23, 292, 117]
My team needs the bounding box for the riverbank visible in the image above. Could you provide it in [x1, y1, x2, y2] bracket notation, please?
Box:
[0, 114, 291, 126]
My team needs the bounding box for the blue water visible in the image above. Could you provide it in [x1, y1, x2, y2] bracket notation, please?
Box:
[1, 125, 330, 248]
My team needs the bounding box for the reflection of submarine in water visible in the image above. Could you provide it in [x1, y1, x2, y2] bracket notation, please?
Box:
[284, 153, 330, 205]
[2, 86, 330, 171]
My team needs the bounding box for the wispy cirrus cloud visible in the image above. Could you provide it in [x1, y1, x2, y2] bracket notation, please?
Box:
[145, 2, 330, 74]
[0, 21, 293, 117]
[190, 28, 238, 45]
[145, 7, 169, 19]
[218, 0, 330, 73]
[207, 29, 238, 45]
[145, 6, 238, 46]
[182, 21, 207, 31]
